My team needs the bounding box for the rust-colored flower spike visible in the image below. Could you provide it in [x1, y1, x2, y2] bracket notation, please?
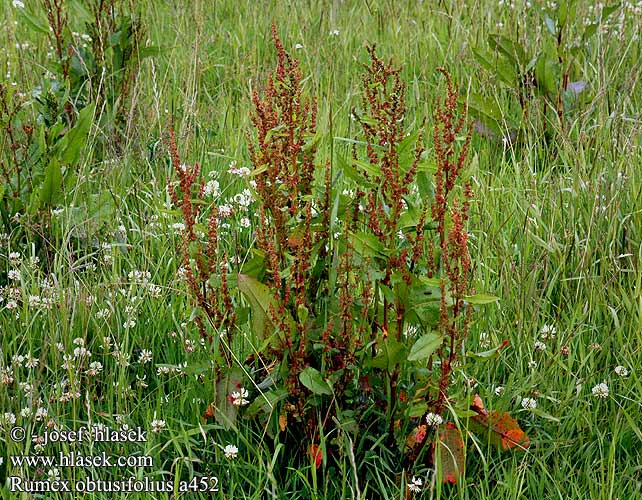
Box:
[247, 24, 325, 396]
[166, 127, 235, 348]
[429, 68, 474, 416]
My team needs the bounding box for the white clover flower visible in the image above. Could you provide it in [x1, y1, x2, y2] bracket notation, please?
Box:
[425, 412, 443, 427]
[20, 407, 33, 418]
[35, 407, 48, 421]
[494, 386, 505, 396]
[614, 366, 628, 377]
[157, 366, 171, 376]
[73, 347, 91, 359]
[294, 43, 303, 50]
[539, 324, 556, 340]
[28, 295, 41, 308]
[1, 368, 14, 385]
[87, 361, 103, 376]
[25, 355, 39, 368]
[329, 29, 340, 36]
[150, 419, 166, 433]
[218, 204, 234, 218]
[184, 339, 196, 353]
[534, 341, 547, 351]
[521, 397, 537, 410]
[239, 217, 251, 228]
[138, 350, 153, 364]
[12, 0, 25, 8]
[123, 319, 136, 329]
[227, 162, 251, 177]
[148, 284, 162, 298]
[47, 468, 61, 481]
[2, 412, 17, 425]
[230, 387, 249, 407]
[9, 252, 21, 264]
[171, 222, 185, 233]
[6, 300, 18, 310]
[224, 444, 238, 459]
[203, 180, 220, 197]
[96, 308, 110, 319]
[8, 269, 20, 281]
[408, 476, 423, 493]
[592, 382, 609, 398]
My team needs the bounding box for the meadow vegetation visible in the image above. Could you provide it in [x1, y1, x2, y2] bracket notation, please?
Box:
[1, 1, 641, 499]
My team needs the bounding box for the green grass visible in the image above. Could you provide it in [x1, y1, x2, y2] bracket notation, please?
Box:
[1, 0, 641, 498]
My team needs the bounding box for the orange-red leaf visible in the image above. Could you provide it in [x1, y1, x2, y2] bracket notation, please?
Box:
[470, 395, 530, 450]
[308, 444, 322, 469]
[405, 424, 427, 450]
[279, 414, 287, 432]
[435, 423, 465, 484]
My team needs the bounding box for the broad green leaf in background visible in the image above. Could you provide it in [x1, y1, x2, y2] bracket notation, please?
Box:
[407, 332, 443, 362]
[61, 104, 96, 166]
[39, 158, 63, 208]
[213, 368, 243, 430]
[237, 273, 295, 340]
[349, 231, 388, 259]
[464, 293, 500, 305]
[366, 337, 408, 374]
[299, 367, 333, 395]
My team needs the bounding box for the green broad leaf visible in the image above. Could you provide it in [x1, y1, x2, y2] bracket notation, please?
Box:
[241, 251, 267, 280]
[417, 156, 437, 173]
[534, 47, 559, 96]
[299, 367, 333, 395]
[415, 171, 433, 198]
[352, 159, 382, 178]
[397, 129, 421, 157]
[488, 34, 527, 67]
[408, 332, 443, 361]
[367, 337, 408, 373]
[139, 46, 162, 58]
[349, 231, 387, 258]
[39, 159, 63, 208]
[237, 273, 294, 340]
[468, 344, 508, 359]
[213, 368, 243, 430]
[464, 293, 500, 305]
[61, 104, 95, 166]
[582, 23, 598, 42]
[246, 388, 289, 417]
[17, 9, 50, 34]
[297, 304, 309, 325]
[302, 131, 321, 151]
[467, 94, 504, 123]
[336, 154, 374, 187]
[407, 402, 429, 418]
[557, 0, 576, 27]
[472, 47, 518, 87]
[601, 3, 621, 20]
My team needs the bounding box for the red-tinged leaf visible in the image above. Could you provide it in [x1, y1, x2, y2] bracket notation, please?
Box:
[203, 403, 215, 420]
[405, 424, 427, 450]
[308, 444, 323, 469]
[471, 394, 486, 415]
[470, 396, 530, 450]
[435, 423, 465, 485]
